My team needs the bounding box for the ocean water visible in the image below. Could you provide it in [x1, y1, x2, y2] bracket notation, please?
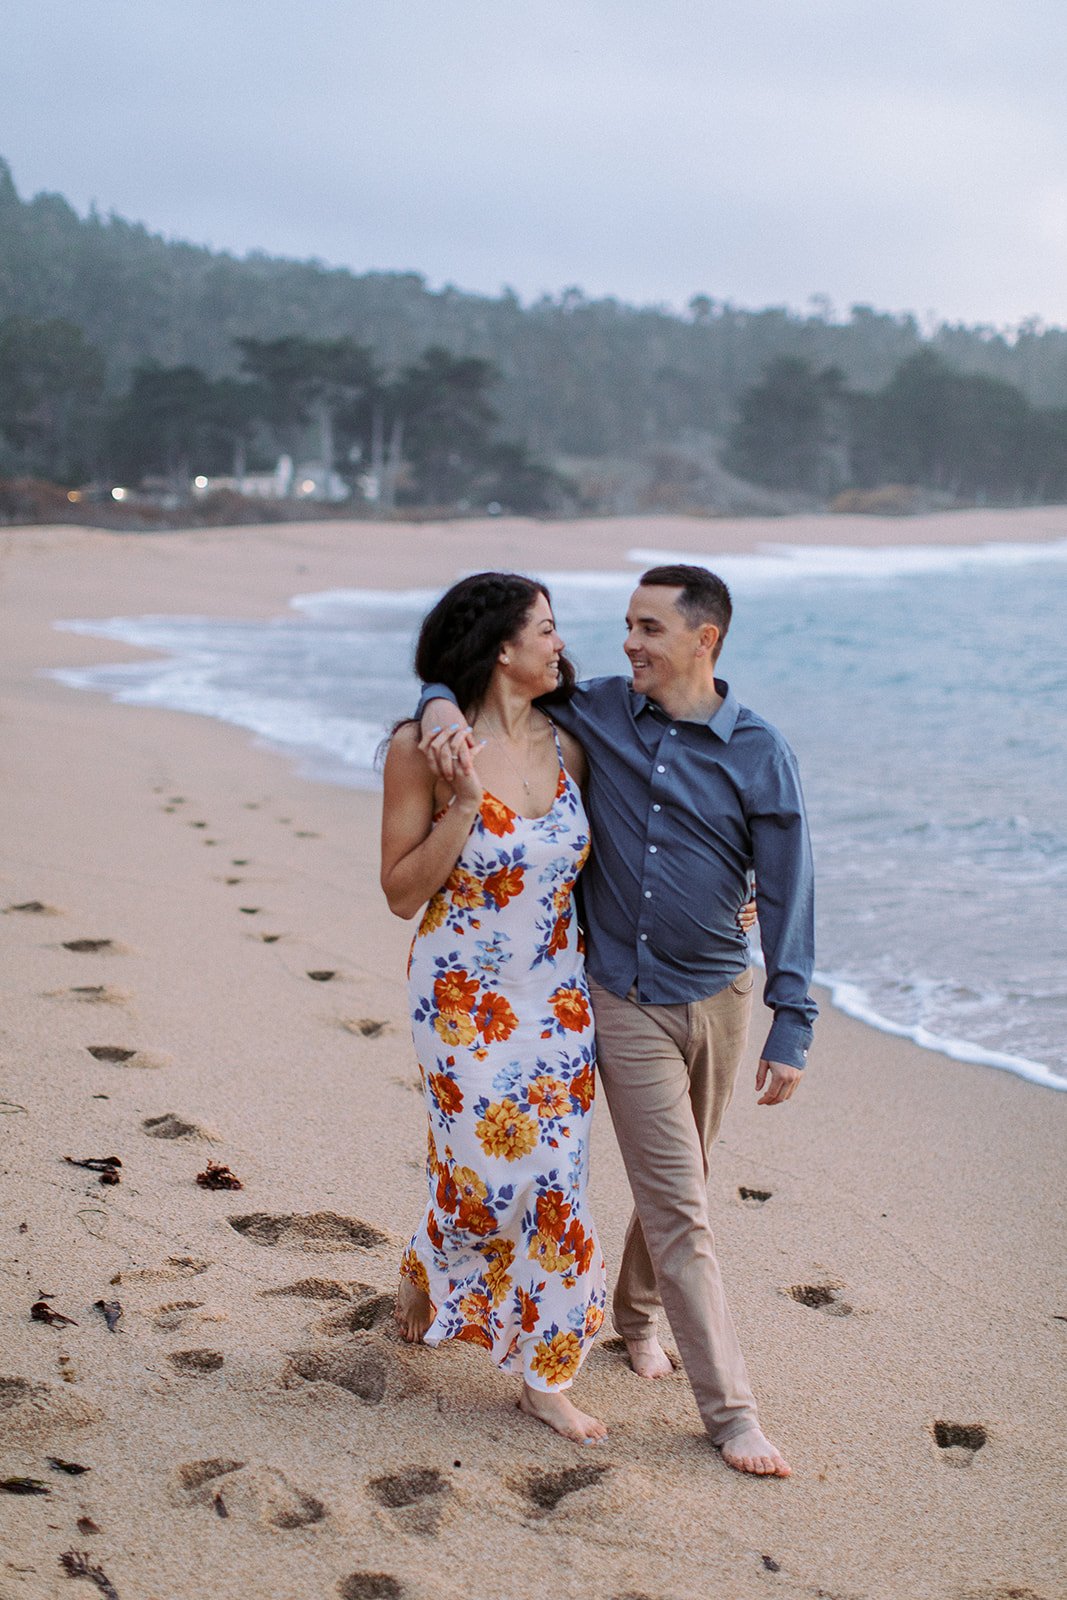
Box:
[52, 536, 1067, 1090]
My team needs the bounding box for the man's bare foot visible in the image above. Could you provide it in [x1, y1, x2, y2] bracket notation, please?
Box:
[719, 1425, 792, 1477]
[394, 1277, 433, 1343]
[518, 1383, 608, 1445]
[624, 1334, 674, 1379]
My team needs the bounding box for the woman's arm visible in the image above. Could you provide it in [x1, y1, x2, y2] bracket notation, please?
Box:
[380, 724, 483, 919]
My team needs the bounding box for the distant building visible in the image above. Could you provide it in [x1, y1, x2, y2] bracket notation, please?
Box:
[190, 455, 351, 503]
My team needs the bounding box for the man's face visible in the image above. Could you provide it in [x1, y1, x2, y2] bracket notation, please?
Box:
[624, 584, 710, 701]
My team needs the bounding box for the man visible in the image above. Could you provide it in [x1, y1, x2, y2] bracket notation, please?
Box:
[418, 564, 816, 1477]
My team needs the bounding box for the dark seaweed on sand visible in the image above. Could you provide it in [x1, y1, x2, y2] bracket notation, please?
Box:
[31, 1299, 78, 1327]
[94, 1299, 123, 1332]
[2, 1476, 51, 1494]
[196, 1161, 244, 1190]
[59, 1552, 119, 1599]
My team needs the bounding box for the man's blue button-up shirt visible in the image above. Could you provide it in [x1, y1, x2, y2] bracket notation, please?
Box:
[418, 675, 817, 1070]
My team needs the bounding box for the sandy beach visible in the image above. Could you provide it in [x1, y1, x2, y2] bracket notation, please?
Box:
[2, 508, 1065, 1600]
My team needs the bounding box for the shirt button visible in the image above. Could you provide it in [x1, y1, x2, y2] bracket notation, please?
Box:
[669, 727, 677, 736]
[652, 803, 661, 812]
[648, 845, 657, 854]
[656, 764, 666, 772]
[640, 933, 648, 942]
[644, 890, 652, 898]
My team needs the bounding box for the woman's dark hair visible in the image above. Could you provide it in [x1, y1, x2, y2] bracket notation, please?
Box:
[414, 571, 575, 714]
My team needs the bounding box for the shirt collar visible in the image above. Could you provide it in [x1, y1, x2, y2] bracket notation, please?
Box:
[632, 678, 740, 742]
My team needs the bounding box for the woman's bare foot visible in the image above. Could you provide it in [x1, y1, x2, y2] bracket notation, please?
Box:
[519, 1383, 608, 1445]
[719, 1425, 792, 1477]
[394, 1277, 433, 1342]
[624, 1334, 674, 1379]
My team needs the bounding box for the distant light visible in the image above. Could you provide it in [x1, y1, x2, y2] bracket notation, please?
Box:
[194, 475, 209, 489]
[67, 490, 82, 503]
[300, 479, 316, 494]
[111, 486, 128, 501]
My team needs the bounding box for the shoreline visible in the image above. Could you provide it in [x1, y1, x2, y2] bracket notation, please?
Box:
[3, 513, 1065, 1598]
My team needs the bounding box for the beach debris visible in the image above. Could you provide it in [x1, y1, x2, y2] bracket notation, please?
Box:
[85, 1046, 135, 1063]
[238, 906, 260, 915]
[196, 1161, 243, 1191]
[738, 1186, 772, 1203]
[47, 1456, 90, 1474]
[761, 1555, 782, 1572]
[31, 1299, 78, 1328]
[64, 1155, 122, 1187]
[77, 1209, 109, 1238]
[63, 939, 114, 953]
[7, 899, 54, 913]
[294, 830, 319, 838]
[58, 1551, 119, 1599]
[786, 1282, 852, 1316]
[933, 1421, 987, 1451]
[260, 933, 281, 943]
[0, 1098, 28, 1114]
[213, 1490, 228, 1516]
[77, 1516, 101, 1535]
[518, 1464, 610, 1512]
[231, 857, 248, 865]
[1, 1475, 51, 1494]
[307, 969, 336, 981]
[189, 820, 208, 828]
[224, 876, 242, 885]
[93, 1299, 123, 1333]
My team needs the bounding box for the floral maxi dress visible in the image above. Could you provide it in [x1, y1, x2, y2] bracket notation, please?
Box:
[401, 732, 606, 1391]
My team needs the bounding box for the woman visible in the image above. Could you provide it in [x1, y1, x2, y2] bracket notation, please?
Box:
[380, 572, 609, 1445]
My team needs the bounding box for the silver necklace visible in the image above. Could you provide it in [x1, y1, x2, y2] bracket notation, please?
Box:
[478, 712, 535, 793]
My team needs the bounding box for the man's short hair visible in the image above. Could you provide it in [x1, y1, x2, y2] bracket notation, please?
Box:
[639, 564, 732, 657]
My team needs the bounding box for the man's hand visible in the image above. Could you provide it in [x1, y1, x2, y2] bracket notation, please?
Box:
[755, 1059, 802, 1105]
[418, 699, 477, 782]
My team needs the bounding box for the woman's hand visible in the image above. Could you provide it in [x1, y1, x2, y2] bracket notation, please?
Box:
[448, 730, 485, 811]
[737, 888, 757, 933]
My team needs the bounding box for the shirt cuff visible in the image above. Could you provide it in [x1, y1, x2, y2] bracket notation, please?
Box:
[761, 1014, 812, 1071]
[415, 682, 458, 721]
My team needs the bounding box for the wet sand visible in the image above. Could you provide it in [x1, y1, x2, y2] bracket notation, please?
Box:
[1, 510, 1065, 1600]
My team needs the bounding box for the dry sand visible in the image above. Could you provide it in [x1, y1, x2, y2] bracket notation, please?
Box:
[1, 509, 1064, 1600]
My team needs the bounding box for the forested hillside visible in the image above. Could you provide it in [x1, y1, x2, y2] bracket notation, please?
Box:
[2, 156, 1067, 513]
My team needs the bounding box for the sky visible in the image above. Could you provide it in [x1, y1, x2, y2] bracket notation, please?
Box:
[4, 0, 1066, 328]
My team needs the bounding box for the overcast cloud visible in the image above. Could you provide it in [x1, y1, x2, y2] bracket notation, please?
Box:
[4, 0, 1065, 326]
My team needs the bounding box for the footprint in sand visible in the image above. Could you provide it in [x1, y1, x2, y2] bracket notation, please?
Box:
[367, 1466, 450, 1535]
[786, 1282, 853, 1316]
[261, 1278, 372, 1303]
[167, 1349, 224, 1376]
[932, 1420, 987, 1467]
[62, 938, 125, 955]
[284, 1342, 393, 1407]
[318, 1293, 395, 1336]
[342, 1019, 390, 1039]
[0, 1375, 102, 1438]
[514, 1465, 612, 1515]
[153, 1301, 226, 1332]
[44, 984, 129, 1006]
[228, 1212, 389, 1252]
[171, 1459, 325, 1528]
[5, 899, 61, 915]
[85, 1045, 169, 1070]
[260, 933, 282, 943]
[111, 1256, 211, 1285]
[141, 1112, 219, 1142]
[338, 1575, 406, 1600]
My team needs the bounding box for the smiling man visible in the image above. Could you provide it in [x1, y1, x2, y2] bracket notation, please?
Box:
[418, 563, 816, 1477]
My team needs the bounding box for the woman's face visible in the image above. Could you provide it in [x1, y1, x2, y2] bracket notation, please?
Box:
[502, 591, 565, 694]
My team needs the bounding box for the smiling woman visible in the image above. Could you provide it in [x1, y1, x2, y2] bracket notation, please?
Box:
[378, 571, 609, 1448]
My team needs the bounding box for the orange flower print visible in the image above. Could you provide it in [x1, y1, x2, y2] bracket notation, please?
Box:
[517, 1286, 540, 1333]
[585, 1303, 605, 1339]
[400, 1246, 429, 1295]
[549, 984, 592, 1033]
[563, 1218, 595, 1276]
[428, 1072, 463, 1119]
[475, 1100, 539, 1162]
[434, 968, 479, 1016]
[448, 868, 485, 910]
[418, 891, 448, 935]
[426, 1209, 445, 1251]
[475, 991, 518, 1042]
[528, 1075, 570, 1120]
[456, 1323, 494, 1352]
[535, 1188, 572, 1240]
[483, 1240, 515, 1307]
[530, 1327, 583, 1386]
[551, 883, 572, 916]
[546, 914, 569, 957]
[528, 1231, 561, 1273]
[435, 1010, 477, 1047]
[480, 794, 516, 837]
[483, 863, 525, 908]
[569, 1062, 595, 1114]
[454, 1166, 489, 1205]
[458, 1198, 498, 1237]
[459, 1289, 491, 1326]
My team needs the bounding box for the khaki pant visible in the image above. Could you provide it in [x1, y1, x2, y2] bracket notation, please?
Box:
[588, 973, 759, 1445]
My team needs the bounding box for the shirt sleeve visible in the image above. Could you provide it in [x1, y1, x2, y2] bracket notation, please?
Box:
[749, 743, 818, 1069]
[414, 682, 592, 734]
[415, 682, 459, 721]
